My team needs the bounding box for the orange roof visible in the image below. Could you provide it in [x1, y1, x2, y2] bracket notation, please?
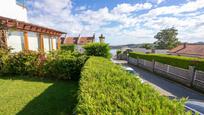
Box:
[63, 36, 95, 45]
[0, 16, 66, 36]
[169, 44, 204, 58]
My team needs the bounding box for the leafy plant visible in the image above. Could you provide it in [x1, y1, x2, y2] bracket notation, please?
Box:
[129, 52, 204, 71]
[60, 44, 75, 52]
[44, 51, 88, 80]
[75, 57, 187, 114]
[83, 43, 111, 58]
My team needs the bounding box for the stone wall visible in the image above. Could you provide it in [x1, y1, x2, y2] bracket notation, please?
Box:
[128, 57, 204, 92]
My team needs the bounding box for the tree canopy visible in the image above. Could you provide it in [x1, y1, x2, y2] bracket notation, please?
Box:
[154, 27, 180, 49]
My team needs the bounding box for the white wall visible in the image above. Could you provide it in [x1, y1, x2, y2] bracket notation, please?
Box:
[53, 37, 58, 50]
[7, 30, 24, 52]
[0, 0, 28, 22]
[28, 32, 39, 51]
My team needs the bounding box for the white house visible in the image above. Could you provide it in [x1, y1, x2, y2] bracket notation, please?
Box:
[0, 0, 66, 52]
[0, 0, 27, 22]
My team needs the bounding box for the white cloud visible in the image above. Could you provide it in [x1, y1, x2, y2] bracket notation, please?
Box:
[156, 0, 166, 4]
[112, 3, 152, 14]
[27, 0, 204, 45]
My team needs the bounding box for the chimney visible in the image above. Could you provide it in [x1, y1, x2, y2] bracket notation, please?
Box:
[77, 34, 81, 44]
[184, 43, 187, 48]
[99, 34, 105, 43]
[93, 33, 95, 42]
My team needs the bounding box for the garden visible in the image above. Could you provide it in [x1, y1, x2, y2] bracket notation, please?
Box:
[0, 43, 190, 114]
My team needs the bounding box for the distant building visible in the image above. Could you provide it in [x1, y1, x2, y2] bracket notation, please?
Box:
[62, 34, 95, 52]
[63, 34, 95, 45]
[169, 43, 204, 58]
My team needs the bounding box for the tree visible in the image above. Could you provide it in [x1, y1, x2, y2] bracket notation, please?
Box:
[154, 27, 180, 49]
[140, 43, 153, 49]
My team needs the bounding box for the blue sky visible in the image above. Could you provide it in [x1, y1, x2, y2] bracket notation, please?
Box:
[25, 0, 204, 45]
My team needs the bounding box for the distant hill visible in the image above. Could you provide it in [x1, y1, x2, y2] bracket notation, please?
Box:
[110, 44, 152, 49]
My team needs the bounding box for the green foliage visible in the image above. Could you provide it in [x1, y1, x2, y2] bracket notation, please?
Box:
[116, 50, 122, 55]
[140, 43, 153, 49]
[75, 57, 187, 114]
[60, 44, 75, 52]
[129, 52, 204, 71]
[0, 48, 10, 73]
[154, 27, 180, 49]
[44, 51, 88, 80]
[83, 43, 111, 58]
[0, 50, 88, 81]
[2, 50, 43, 75]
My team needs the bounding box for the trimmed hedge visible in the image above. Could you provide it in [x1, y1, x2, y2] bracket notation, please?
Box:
[83, 43, 111, 58]
[75, 57, 187, 114]
[60, 44, 75, 52]
[129, 52, 204, 71]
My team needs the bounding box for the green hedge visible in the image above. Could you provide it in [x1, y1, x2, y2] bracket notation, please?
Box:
[0, 50, 88, 81]
[129, 52, 204, 71]
[60, 44, 75, 52]
[75, 57, 187, 114]
[83, 43, 111, 58]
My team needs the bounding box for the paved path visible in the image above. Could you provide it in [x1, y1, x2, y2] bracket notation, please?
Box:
[128, 64, 204, 100]
[112, 59, 204, 100]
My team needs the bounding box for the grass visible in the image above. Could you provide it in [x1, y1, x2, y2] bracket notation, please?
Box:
[0, 76, 78, 115]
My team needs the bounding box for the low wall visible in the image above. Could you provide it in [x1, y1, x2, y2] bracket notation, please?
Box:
[128, 57, 204, 92]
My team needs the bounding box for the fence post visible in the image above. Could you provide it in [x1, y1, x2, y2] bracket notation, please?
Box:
[152, 59, 155, 72]
[189, 66, 196, 87]
[167, 65, 170, 73]
[137, 57, 139, 65]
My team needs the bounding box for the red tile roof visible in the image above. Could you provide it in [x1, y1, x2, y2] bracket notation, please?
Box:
[169, 44, 204, 58]
[63, 36, 95, 45]
[0, 16, 66, 36]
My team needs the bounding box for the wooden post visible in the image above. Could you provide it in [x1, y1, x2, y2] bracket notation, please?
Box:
[57, 37, 61, 49]
[24, 32, 29, 50]
[190, 66, 196, 87]
[152, 59, 155, 72]
[39, 34, 44, 51]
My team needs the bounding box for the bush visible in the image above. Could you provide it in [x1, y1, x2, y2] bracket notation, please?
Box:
[83, 43, 111, 58]
[116, 50, 122, 55]
[75, 57, 187, 114]
[0, 48, 10, 73]
[44, 51, 88, 80]
[60, 44, 75, 52]
[129, 52, 204, 71]
[2, 50, 43, 75]
[0, 50, 88, 81]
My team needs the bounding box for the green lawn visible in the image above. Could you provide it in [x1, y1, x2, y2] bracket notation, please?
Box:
[0, 76, 78, 115]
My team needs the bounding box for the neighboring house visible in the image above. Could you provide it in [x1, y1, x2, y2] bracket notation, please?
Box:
[62, 34, 95, 52]
[0, 0, 66, 52]
[169, 43, 204, 58]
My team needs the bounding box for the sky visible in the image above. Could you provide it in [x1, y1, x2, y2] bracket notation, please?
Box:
[25, 0, 204, 45]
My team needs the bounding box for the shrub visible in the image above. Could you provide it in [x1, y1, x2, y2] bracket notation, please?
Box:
[75, 57, 187, 114]
[129, 52, 204, 71]
[83, 43, 111, 58]
[44, 51, 88, 80]
[116, 50, 122, 55]
[0, 48, 10, 73]
[2, 50, 43, 75]
[60, 44, 75, 52]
